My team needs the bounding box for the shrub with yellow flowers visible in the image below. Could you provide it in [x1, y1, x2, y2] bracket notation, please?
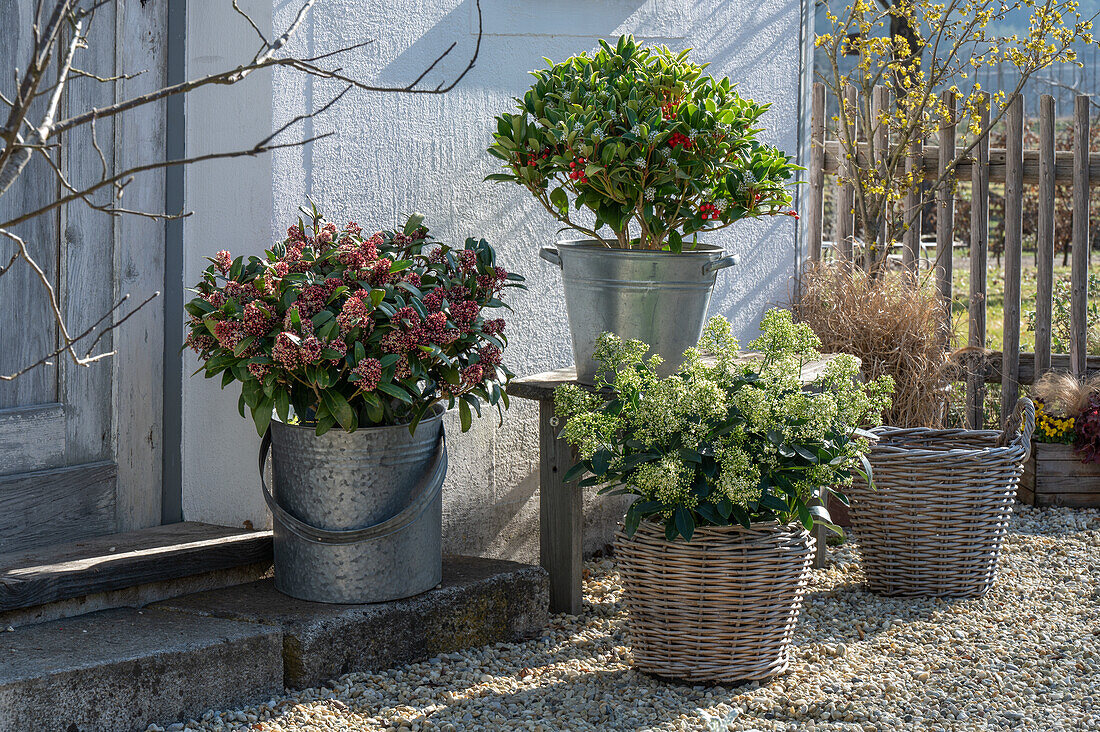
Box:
[1034, 401, 1076, 445]
[553, 309, 893, 541]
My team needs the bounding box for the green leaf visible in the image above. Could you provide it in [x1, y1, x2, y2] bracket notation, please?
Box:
[251, 396, 274, 437]
[370, 289, 386, 307]
[562, 462, 589, 484]
[274, 389, 290, 423]
[674, 507, 694, 541]
[403, 213, 425, 235]
[389, 259, 413, 274]
[378, 353, 402, 368]
[549, 187, 568, 216]
[797, 502, 813, 531]
[667, 229, 683, 253]
[377, 382, 413, 404]
[320, 390, 357, 432]
[624, 503, 642, 537]
[458, 398, 472, 432]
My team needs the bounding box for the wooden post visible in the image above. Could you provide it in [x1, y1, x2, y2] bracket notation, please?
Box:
[1002, 95, 1025, 423]
[1035, 94, 1056, 378]
[837, 84, 858, 263]
[1071, 96, 1091, 377]
[903, 138, 924, 279]
[936, 90, 958, 324]
[806, 83, 826, 265]
[538, 400, 583, 615]
[872, 85, 891, 271]
[968, 92, 991, 429]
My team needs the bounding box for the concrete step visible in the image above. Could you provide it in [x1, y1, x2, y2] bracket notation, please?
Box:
[0, 607, 283, 732]
[0, 556, 548, 731]
[154, 555, 549, 688]
[0, 522, 273, 627]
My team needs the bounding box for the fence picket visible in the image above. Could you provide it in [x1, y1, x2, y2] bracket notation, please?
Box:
[872, 85, 891, 272]
[936, 90, 957, 316]
[806, 83, 826, 264]
[1035, 95, 1056, 376]
[1002, 95, 1025, 422]
[1071, 96, 1091, 376]
[836, 84, 857, 263]
[967, 92, 991, 429]
[903, 138, 923, 277]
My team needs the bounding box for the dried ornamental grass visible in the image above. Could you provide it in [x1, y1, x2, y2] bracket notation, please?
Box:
[793, 262, 951, 428]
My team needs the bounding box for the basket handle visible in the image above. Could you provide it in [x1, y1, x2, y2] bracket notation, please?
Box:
[998, 396, 1035, 459]
[258, 427, 447, 545]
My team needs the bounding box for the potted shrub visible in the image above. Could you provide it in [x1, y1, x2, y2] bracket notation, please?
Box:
[1020, 372, 1100, 507]
[185, 204, 525, 603]
[553, 310, 892, 682]
[487, 35, 800, 383]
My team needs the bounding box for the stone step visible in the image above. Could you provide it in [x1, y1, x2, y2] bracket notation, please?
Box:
[154, 555, 549, 688]
[0, 522, 273, 627]
[0, 606, 283, 732]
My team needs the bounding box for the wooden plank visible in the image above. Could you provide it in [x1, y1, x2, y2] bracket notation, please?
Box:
[1071, 96, 1090, 376]
[61, 3, 117, 469]
[1034, 94, 1056, 377]
[538, 400, 582, 615]
[967, 92, 991, 429]
[508, 353, 855, 401]
[960, 351, 1100, 385]
[113, 0, 167, 531]
[836, 84, 857, 263]
[0, 0, 60, 408]
[871, 85, 890, 272]
[1033, 493, 1100, 508]
[822, 141, 1100, 185]
[0, 522, 272, 612]
[806, 83, 826, 264]
[0, 462, 117, 553]
[1001, 95, 1024, 424]
[936, 90, 957, 312]
[0, 404, 65, 476]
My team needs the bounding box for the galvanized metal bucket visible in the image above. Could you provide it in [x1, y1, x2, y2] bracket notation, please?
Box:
[540, 239, 739, 383]
[258, 404, 447, 604]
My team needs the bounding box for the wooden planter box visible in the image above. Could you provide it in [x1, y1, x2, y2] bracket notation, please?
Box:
[1020, 443, 1100, 507]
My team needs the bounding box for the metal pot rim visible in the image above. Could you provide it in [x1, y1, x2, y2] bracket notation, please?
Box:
[555, 238, 726, 257]
[272, 401, 446, 435]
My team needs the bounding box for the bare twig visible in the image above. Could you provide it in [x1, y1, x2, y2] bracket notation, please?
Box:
[0, 0, 486, 384]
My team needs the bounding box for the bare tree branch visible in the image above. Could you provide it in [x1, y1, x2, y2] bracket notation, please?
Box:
[0, 0, 486, 384]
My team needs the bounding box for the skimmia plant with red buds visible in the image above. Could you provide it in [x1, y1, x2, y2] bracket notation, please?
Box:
[186, 203, 526, 436]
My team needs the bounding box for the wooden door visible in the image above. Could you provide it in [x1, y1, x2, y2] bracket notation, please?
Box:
[0, 0, 167, 553]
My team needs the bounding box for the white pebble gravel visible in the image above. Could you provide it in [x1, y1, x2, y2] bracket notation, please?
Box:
[159, 506, 1100, 731]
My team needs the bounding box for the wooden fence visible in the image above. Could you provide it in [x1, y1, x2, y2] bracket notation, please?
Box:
[804, 82, 1097, 427]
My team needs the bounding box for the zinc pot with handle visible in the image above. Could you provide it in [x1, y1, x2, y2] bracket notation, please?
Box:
[540, 239, 739, 383]
[259, 404, 447, 604]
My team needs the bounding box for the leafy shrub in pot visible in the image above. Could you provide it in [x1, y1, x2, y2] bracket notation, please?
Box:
[553, 310, 892, 681]
[185, 204, 526, 603]
[486, 35, 801, 382]
[185, 203, 525, 435]
[487, 35, 800, 250]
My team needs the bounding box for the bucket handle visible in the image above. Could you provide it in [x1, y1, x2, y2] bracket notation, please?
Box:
[539, 245, 562, 268]
[258, 428, 447, 545]
[703, 254, 740, 275]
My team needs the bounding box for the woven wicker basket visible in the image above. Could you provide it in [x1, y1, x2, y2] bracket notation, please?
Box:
[848, 398, 1035, 598]
[614, 521, 814, 683]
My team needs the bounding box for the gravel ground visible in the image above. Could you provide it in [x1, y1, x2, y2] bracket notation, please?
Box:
[155, 506, 1100, 732]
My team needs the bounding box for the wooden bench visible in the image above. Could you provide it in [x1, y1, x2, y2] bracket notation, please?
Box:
[508, 354, 847, 614]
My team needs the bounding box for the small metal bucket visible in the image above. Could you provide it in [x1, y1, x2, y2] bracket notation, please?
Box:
[258, 404, 446, 604]
[540, 239, 739, 383]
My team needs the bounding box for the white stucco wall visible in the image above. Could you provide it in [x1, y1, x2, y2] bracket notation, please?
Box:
[180, 0, 810, 560]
